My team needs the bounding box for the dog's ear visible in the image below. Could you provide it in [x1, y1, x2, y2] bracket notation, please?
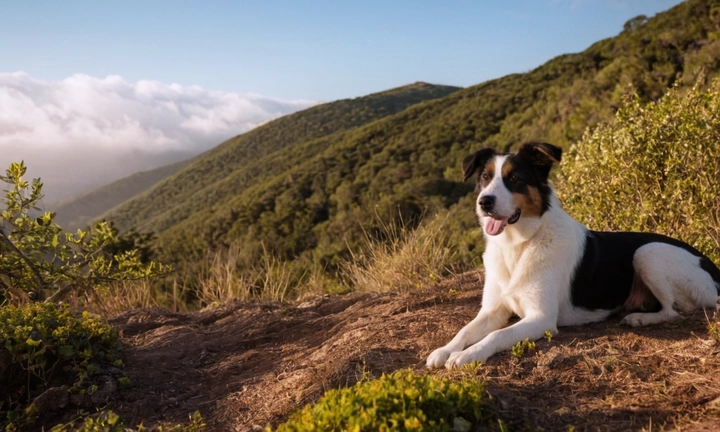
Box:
[517, 142, 562, 181]
[462, 148, 495, 181]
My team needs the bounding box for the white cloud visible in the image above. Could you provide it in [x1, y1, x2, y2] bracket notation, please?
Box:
[0, 72, 318, 201]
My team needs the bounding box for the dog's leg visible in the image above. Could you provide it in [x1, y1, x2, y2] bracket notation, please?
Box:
[622, 243, 718, 327]
[426, 302, 511, 368]
[444, 315, 555, 368]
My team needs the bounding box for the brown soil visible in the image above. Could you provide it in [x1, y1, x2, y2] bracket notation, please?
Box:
[105, 271, 720, 431]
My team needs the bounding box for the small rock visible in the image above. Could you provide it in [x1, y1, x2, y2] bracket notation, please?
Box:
[453, 416, 472, 431]
[33, 386, 69, 412]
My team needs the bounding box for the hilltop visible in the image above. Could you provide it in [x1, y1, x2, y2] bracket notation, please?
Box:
[98, 272, 720, 430]
[6, 1, 720, 430]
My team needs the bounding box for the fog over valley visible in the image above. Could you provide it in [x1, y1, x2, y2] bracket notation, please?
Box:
[0, 72, 317, 202]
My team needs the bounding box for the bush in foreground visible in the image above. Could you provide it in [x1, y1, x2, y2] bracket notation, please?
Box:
[274, 369, 496, 431]
[0, 302, 121, 430]
[557, 77, 720, 263]
[0, 161, 170, 304]
[0, 162, 172, 429]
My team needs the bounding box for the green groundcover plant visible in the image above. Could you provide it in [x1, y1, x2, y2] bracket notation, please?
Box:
[274, 369, 497, 432]
[48, 409, 206, 432]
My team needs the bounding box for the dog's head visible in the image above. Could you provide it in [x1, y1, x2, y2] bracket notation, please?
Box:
[462, 142, 562, 236]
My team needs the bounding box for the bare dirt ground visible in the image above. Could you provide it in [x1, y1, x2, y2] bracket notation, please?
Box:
[105, 271, 720, 431]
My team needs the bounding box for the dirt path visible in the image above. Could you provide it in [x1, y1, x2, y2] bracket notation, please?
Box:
[106, 271, 720, 431]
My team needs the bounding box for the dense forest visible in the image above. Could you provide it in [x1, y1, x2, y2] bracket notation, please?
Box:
[98, 0, 720, 294]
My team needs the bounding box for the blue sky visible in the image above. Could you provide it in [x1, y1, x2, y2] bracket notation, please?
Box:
[1, 0, 683, 101]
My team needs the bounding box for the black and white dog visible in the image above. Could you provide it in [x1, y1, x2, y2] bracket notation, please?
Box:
[427, 142, 720, 369]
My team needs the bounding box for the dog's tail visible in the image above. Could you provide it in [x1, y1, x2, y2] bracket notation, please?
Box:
[700, 256, 720, 295]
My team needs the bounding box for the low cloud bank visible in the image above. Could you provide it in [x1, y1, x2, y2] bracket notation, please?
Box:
[0, 72, 317, 202]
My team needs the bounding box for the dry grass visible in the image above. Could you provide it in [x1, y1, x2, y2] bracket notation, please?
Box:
[192, 244, 328, 306]
[193, 245, 291, 305]
[89, 245, 336, 314]
[88, 279, 164, 316]
[707, 310, 720, 344]
[342, 214, 458, 292]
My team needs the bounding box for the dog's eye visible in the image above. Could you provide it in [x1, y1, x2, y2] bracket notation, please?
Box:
[481, 172, 492, 180]
[509, 174, 521, 183]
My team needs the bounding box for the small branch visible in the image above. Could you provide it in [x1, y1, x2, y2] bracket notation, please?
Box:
[0, 230, 46, 290]
[44, 283, 75, 303]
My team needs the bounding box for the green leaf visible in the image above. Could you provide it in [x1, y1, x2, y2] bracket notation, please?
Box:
[25, 337, 42, 347]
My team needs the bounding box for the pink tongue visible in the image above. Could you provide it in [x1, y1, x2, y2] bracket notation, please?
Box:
[484, 217, 507, 236]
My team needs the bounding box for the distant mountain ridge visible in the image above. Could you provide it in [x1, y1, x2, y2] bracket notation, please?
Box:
[54, 82, 459, 231]
[52, 160, 189, 230]
[100, 0, 720, 278]
[101, 82, 460, 233]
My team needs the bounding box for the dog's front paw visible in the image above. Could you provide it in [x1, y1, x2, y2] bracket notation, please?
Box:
[426, 347, 454, 368]
[444, 350, 484, 369]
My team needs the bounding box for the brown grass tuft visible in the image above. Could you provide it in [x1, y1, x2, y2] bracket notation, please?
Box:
[342, 214, 458, 292]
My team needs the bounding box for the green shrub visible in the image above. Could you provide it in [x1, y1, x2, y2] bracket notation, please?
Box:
[510, 338, 536, 359]
[557, 77, 720, 263]
[0, 302, 122, 429]
[274, 369, 495, 431]
[0, 161, 170, 304]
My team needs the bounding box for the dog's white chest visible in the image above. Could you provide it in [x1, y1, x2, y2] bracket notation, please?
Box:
[488, 244, 532, 316]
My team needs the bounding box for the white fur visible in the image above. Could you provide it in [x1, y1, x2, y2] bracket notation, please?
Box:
[427, 182, 719, 369]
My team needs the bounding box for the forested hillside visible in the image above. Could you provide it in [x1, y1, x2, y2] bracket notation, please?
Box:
[106, 0, 720, 289]
[102, 83, 459, 231]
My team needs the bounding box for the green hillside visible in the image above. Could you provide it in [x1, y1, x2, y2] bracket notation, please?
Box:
[52, 160, 189, 231]
[103, 82, 460, 234]
[106, 0, 720, 286]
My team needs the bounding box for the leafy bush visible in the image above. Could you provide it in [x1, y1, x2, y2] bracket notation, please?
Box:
[0, 302, 121, 429]
[557, 77, 720, 263]
[0, 161, 170, 304]
[274, 370, 495, 431]
[0, 162, 173, 429]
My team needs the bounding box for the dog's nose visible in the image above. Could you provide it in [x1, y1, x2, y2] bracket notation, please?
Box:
[479, 195, 496, 213]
